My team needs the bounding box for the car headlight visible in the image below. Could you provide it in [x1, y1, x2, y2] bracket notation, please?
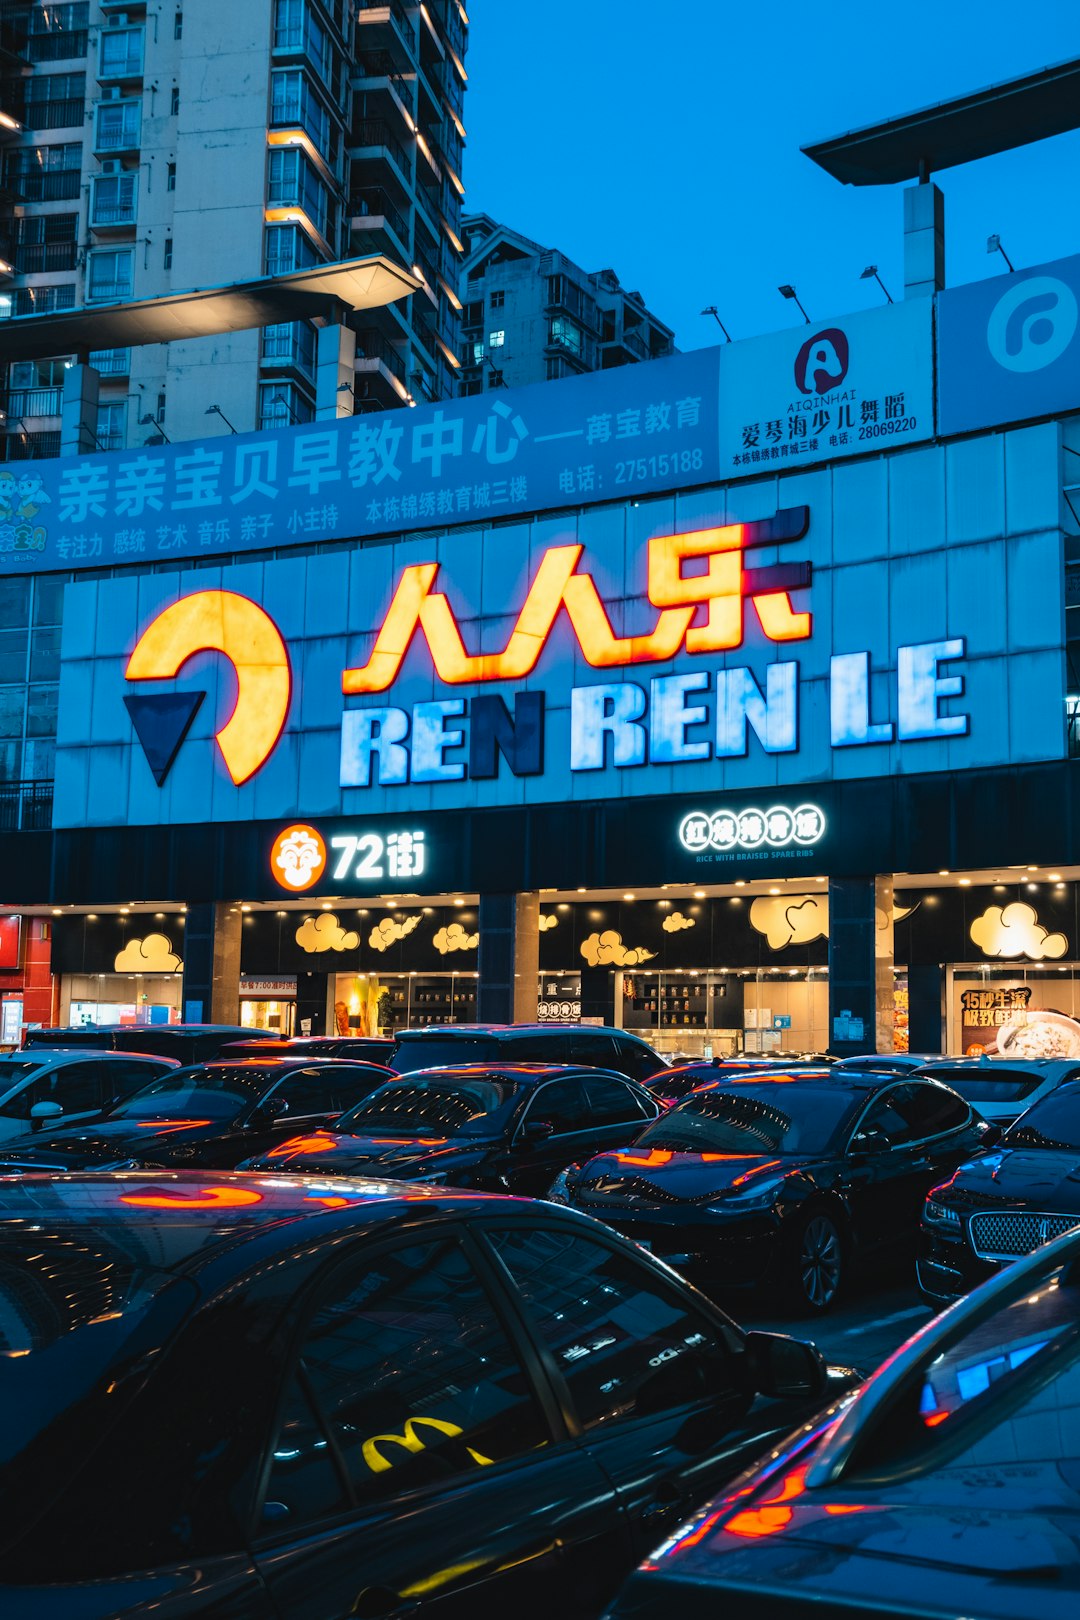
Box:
[924, 1198, 962, 1231]
[707, 1176, 785, 1214]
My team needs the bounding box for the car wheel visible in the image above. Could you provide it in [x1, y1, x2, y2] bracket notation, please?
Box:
[790, 1212, 844, 1313]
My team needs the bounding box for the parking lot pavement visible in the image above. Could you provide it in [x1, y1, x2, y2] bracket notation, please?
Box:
[734, 1275, 937, 1375]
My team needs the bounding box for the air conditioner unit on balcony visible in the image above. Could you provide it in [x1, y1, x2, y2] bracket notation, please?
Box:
[100, 159, 121, 175]
[103, 85, 122, 99]
[106, 15, 130, 25]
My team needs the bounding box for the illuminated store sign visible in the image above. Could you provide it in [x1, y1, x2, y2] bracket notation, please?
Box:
[343, 508, 812, 693]
[271, 823, 427, 889]
[680, 805, 826, 854]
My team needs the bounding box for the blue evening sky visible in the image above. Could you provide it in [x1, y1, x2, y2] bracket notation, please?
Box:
[464, 1, 1080, 349]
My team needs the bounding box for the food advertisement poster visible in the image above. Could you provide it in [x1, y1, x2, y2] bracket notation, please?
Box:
[958, 985, 1080, 1057]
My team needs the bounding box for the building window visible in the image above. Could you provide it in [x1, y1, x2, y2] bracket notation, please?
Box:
[166, 161, 176, 191]
[163, 237, 173, 269]
[89, 348, 131, 377]
[270, 68, 331, 157]
[258, 381, 314, 432]
[94, 99, 140, 152]
[90, 172, 137, 227]
[549, 315, 584, 356]
[472, 341, 485, 364]
[462, 300, 481, 327]
[488, 330, 505, 348]
[86, 247, 134, 303]
[489, 289, 505, 309]
[99, 25, 143, 79]
[96, 400, 126, 452]
[170, 86, 180, 116]
[262, 321, 316, 378]
[264, 223, 318, 277]
[174, 10, 183, 38]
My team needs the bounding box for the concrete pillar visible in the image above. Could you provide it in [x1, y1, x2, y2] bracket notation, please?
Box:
[908, 963, 945, 1054]
[182, 902, 242, 1025]
[315, 322, 357, 420]
[478, 892, 540, 1023]
[827, 876, 895, 1056]
[60, 363, 101, 456]
[903, 181, 945, 299]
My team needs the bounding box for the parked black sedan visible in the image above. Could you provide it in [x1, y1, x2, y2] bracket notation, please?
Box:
[0, 1056, 393, 1172]
[0, 1172, 858, 1618]
[918, 1076, 1080, 1306]
[607, 1224, 1080, 1620]
[646, 1059, 832, 1105]
[239, 1064, 662, 1195]
[554, 1068, 993, 1311]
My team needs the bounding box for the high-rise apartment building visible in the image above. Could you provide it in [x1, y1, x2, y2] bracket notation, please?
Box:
[459, 213, 676, 395]
[0, 0, 468, 457]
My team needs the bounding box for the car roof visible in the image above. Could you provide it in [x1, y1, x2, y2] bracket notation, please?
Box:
[394, 1024, 647, 1039]
[0, 1170, 566, 1275]
[0, 1048, 175, 1064]
[918, 1056, 1080, 1072]
[376, 1062, 628, 1083]
[682, 1066, 897, 1092]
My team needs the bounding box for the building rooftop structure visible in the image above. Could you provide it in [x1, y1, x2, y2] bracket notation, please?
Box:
[803, 53, 1080, 184]
[458, 213, 675, 394]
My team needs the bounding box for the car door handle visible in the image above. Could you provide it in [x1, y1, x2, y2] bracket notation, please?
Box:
[639, 1476, 690, 1526]
[352, 1587, 417, 1620]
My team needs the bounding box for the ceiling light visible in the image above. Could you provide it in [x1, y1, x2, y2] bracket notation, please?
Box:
[51, 907, 62, 915]
[958, 879, 971, 887]
[623, 893, 636, 901]
[1049, 873, 1062, 881]
[454, 897, 465, 906]
[735, 880, 746, 888]
[768, 887, 780, 895]
[938, 870, 950, 876]
[693, 890, 706, 899]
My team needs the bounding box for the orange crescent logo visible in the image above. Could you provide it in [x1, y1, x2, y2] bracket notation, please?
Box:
[125, 590, 291, 785]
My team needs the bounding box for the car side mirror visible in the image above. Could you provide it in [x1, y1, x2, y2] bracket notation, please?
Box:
[850, 1123, 889, 1153]
[746, 1330, 828, 1400]
[30, 1099, 64, 1130]
[977, 1121, 1003, 1149]
[249, 1095, 288, 1127]
[519, 1119, 555, 1145]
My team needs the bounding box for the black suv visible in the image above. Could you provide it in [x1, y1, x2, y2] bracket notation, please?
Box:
[390, 1024, 666, 1083]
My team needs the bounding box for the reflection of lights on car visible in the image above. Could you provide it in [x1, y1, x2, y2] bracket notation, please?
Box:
[119, 1185, 264, 1210]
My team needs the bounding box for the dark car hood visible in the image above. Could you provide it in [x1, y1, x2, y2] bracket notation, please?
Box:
[945, 1148, 1080, 1214]
[0, 1116, 237, 1168]
[572, 1147, 809, 1202]
[247, 1131, 485, 1175]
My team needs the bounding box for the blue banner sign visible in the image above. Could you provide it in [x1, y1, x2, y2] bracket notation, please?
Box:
[0, 349, 721, 574]
[937, 251, 1080, 437]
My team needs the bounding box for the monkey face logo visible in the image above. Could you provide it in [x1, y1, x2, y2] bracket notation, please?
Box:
[794, 328, 849, 396]
[124, 590, 291, 786]
[272, 824, 327, 891]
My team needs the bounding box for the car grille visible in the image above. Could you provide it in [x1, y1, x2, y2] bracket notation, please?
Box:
[969, 1210, 1080, 1260]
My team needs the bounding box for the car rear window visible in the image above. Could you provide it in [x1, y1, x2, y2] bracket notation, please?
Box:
[920, 1067, 1043, 1104]
[391, 1037, 501, 1070]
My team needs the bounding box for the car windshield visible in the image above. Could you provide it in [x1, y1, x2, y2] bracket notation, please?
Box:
[391, 1037, 501, 1071]
[107, 1065, 270, 1121]
[634, 1083, 861, 1156]
[0, 1061, 41, 1089]
[1004, 1089, 1080, 1150]
[336, 1075, 522, 1138]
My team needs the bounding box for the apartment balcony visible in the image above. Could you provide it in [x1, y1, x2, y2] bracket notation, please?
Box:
[89, 186, 137, 232]
[1, 386, 62, 419]
[0, 428, 61, 459]
[23, 30, 89, 64]
[20, 97, 84, 131]
[13, 241, 79, 273]
[356, 0, 416, 71]
[89, 346, 130, 377]
[356, 324, 406, 381]
[350, 116, 412, 183]
[97, 47, 144, 86]
[9, 169, 81, 202]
